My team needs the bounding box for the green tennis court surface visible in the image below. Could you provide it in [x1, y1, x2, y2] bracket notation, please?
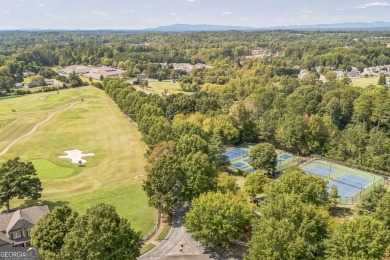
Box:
[301, 159, 385, 204]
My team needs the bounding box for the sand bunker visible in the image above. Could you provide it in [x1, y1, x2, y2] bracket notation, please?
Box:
[40, 96, 46, 100]
[59, 149, 94, 164]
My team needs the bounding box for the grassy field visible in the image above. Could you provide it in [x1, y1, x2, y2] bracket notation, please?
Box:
[350, 77, 380, 88]
[0, 87, 155, 235]
[140, 81, 184, 95]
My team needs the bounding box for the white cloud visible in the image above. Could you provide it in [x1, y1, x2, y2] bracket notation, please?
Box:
[92, 11, 111, 20]
[187, 0, 196, 2]
[297, 9, 313, 14]
[144, 5, 152, 9]
[355, 2, 390, 8]
[5, 10, 11, 14]
[170, 13, 177, 16]
[222, 11, 231, 15]
[39, 3, 45, 6]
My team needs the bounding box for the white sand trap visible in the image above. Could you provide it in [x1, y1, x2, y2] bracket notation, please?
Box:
[40, 96, 46, 100]
[59, 149, 95, 164]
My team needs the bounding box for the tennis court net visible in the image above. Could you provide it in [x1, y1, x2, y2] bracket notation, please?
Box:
[330, 178, 362, 189]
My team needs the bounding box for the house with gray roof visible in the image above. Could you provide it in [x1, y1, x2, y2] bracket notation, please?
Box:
[0, 206, 49, 248]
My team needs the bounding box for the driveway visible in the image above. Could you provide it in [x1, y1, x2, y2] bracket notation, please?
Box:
[139, 206, 243, 260]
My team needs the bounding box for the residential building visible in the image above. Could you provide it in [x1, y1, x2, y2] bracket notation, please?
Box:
[22, 72, 35, 78]
[26, 82, 38, 88]
[15, 83, 23, 89]
[386, 43, 390, 48]
[298, 69, 310, 79]
[334, 71, 346, 78]
[161, 63, 213, 73]
[348, 69, 360, 78]
[137, 74, 146, 79]
[60, 65, 124, 80]
[251, 49, 268, 55]
[0, 206, 49, 248]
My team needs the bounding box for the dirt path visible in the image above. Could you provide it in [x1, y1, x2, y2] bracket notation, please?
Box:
[0, 101, 81, 157]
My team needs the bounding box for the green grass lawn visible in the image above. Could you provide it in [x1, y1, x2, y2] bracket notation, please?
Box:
[141, 81, 185, 95]
[0, 87, 155, 235]
[22, 77, 33, 84]
[350, 77, 380, 88]
[31, 159, 76, 180]
[69, 181, 155, 235]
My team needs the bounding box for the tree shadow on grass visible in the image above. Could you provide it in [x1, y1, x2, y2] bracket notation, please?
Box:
[20, 199, 70, 210]
[330, 206, 354, 219]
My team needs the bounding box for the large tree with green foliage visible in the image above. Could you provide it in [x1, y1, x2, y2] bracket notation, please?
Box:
[247, 194, 331, 259]
[186, 192, 253, 248]
[249, 143, 277, 173]
[243, 170, 269, 200]
[374, 192, 390, 228]
[0, 157, 42, 212]
[181, 151, 218, 199]
[60, 204, 141, 260]
[378, 73, 387, 85]
[30, 206, 78, 259]
[325, 216, 390, 259]
[217, 172, 238, 194]
[356, 185, 387, 216]
[143, 155, 185, 214]
[266, 167, 329, 206]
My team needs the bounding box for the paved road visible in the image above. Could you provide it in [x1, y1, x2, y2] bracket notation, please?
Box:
[139, 207, 242, 260]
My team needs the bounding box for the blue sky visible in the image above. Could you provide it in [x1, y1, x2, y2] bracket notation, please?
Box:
[1, 0, 390, 29]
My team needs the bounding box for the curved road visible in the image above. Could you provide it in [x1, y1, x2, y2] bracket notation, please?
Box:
[0, 101, 80, 157]
[139, 206, 242, 260]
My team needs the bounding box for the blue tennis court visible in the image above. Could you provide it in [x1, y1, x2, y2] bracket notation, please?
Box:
[245, 167, 254, 173]
[328, 180, 360, 198]
[303, 164, 336, 178]
[328, 174, 373, 198]
[337, 174, 372, 189]
[232, 162, 245, 168]
[222, 148, 249, 160]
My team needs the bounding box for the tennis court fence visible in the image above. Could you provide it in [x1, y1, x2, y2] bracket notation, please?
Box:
[336, 177, 385, 205]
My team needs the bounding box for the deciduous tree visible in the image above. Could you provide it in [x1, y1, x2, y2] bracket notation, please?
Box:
[266, 167, 329, 206]
[325, 216, 389, 259]
[249, 143, 277, 173]
[243, 171, 269, 200]
[247, 195, 331, 259]
[143, 155, 185, 214]
[0, 157, 42, 212]
[186, 192, 253, 248]
[60, 204, 141, 260]
[30, 206, 78, 259]
[217, 172, 238, 194]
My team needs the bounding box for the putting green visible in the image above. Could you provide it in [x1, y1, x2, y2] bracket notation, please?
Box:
[31, 159, 76, 180]
[0, 87, 155, 235]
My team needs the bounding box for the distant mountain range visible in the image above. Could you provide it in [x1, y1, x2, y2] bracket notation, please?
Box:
[144, 22, 390, 32]
[2, 21, 390, 32]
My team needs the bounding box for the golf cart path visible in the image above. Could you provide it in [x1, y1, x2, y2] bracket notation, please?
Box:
[0, 101, 81, 157]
